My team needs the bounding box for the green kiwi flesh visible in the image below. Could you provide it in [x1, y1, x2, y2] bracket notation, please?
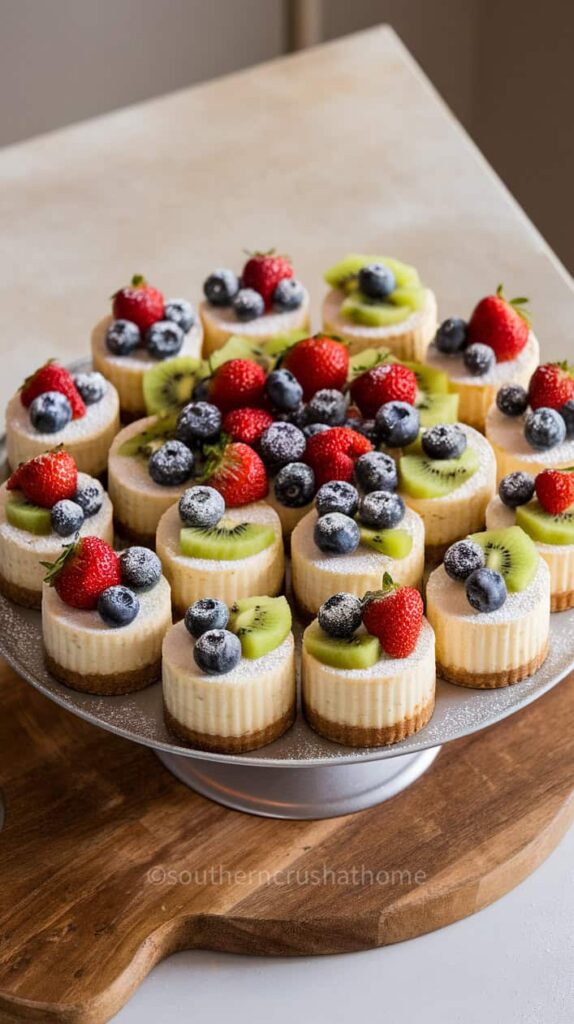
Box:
[416, 392, 459, 427]
[143, 356, 201, 415]
[341, 289, 425, 328]
[399, 448, 479, 499]
[468, 526, 539, 592]
[229, 595, 292, 659]
[348, 347, 392, 379]
[179, 520, 275, 560]
[360, 527, 413, 558]
[5, 493, 52, 535]
[324, 255, 420, 291]
[516, 500, 574, 546]
[117, 412, 178, 459]
[303, 620, 381, 670]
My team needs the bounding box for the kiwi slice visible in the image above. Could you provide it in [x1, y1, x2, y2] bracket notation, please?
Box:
[180, 519, 275, 560]
[5, 493, 52, 535]
[416, 392, 459, 427]
[401, 361, 449, 395]
[229, 595, 292, 659]
[360, 527, 413, 558]
[325, 255, 420, 291]
[399, 448, 479, 499]
[341, 292, 414, 327]
[348, 347, 392, 379]
[143, 356, 201, 415]
[117, 412, 178, 459]
[303, 619, 381, 670]
[263, 329, 310, 359]
[200, 335, 267, 377]
[468, 526, 539, 592]
[516, 500, 574, 546]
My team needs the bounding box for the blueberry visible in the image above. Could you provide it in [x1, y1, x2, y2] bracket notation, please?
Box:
[305, 389, 347, 426]
[434, 317, 468, 354]
[358, 490, 405, 529]
[499, 471, 535, 508]
[354, 451, 398, 493]
[259, 422, 306, 467]
[179, 485, 225, 528]
[265, 368, 303, 412]
[349, 418, 378, 444]
[272, 278, 305, 311]
[560, 399, 574, 438]
[176, 401, 222, 445]
[148, 440, 194, 486]
[232, 288, 265, 321]
[119, 546, 162, 591]
[496, 384, 529, 418]
[274, 462, 315, 508]
[318, 592, 363, 638]
[193, 628, 241, 675]
[421, 424, 467, 460]
[51, 499, 85, 537]
[75, 481, 103, 518]
[97, 585, 140, 628]
[315, 481, 359, 518]
[303, 422, 331, 439]
[164, 298, 195, 333]
[29, 391, 72, 433]
[145, 320, 185, 360]
[375, 401, 420, 448]
[463, 343, 495, 376]
[185, 598, 229, 638]
[192, 377, 211, 402]
[444, 539, 485, 582]
[105, 319, 141, 355]
[465, 567, 507, 613]
[203, 269, 239, 307]
[524, 407, 567, 451]
[358, 263, 396, 300]
[73, 371, 106, 405]
[314, 512, 360, 555]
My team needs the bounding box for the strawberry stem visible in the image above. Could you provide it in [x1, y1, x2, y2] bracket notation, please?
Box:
[41, 541, 78, 585]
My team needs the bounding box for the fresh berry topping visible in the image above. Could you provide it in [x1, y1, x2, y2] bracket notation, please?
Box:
[465, 568, 507, 612]
[283, 335, 349, 401]
[105, 320, 141, 356]
[560, 399, 574, 438]
[119, 547, 162, 591]
[524, 407, 567, 451]
[29, 392, 72, 434]
[272, 278, 305, 311]
[421, 424, 467, 460]
[305, 388, 347, 426]
[7, 450, 78, 508]
[350, 364, 417, 418]
[193, 628, 242, 675]
[222, 407, 274, 445]
[318, 592, 363, 638]
[535, 468, 574, 515]
[265, 368, 303, 412]
[232, 288, 265, 321]
[303, 422, 331, 439]
[314, 512, 360, 555]
[375, 401, 420, 448]
[496, 383, 529, 417]
[44, 536, 121, 610]
[208, 359, 266, 413]
[148, 440, 194, 486]
[528, 362, 574, 411]
[50, 499, 84, 537]
[467, 286, 530, 362]
[498, 472, 535, 508]
[306, 427, 372, 489]
[358, 490, 405, 529]
[73, 371, 107, 405]
[21, 363, 85, 419]
[435, 317, 467, 354]
[274, 462, 315, 508]
[192, 377, 211, 402]
[358, 263, 396, 300]
[241, 251, 294, 310]
[164, 298, 195, 332]
[112, 275, 164, 331]
[259, 422, 306, 467]
[176, 401, 222, 445]
[179, 485, 225, 528]
[75, 481, 104, 518]
[354, 451, 398, 493]
[185, 598, 229, 638]
[362, 576, 423, 658]
[315, 480, 359, 518]
[203, 441, 268, 506]
[97, 585, 140, 628]
[203, 269, 240, 307]
[145, 320, 185, 360]
[443, 539, 485, 581]
[463, 342, 495, 376]
[348, 418, 378, 444]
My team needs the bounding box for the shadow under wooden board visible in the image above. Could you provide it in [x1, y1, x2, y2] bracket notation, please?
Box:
[0, 660, 573, 1024]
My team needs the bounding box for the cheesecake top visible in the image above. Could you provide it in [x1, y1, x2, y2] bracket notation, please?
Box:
[425, 331, 539, 386]
[426, 558, 550, 624]
[486, 403, 574, 463]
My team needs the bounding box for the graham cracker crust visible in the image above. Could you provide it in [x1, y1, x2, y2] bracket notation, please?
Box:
[0, 571, 41, 610]
[113, 517, 157, 550]
[164, 703, 296, 753]
[303, 697, 435, 748]
[45, 653, 162, 695]
[551, 590, 574, 612]
[437, 643, 549, 689]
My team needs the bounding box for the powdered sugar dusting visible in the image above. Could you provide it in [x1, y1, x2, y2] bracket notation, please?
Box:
[486, 404, 574, 464]
[427, 559, 550, 623]
[426, 331, 539, 386]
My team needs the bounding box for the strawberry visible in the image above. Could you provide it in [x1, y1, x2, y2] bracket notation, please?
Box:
[362, 574, 424, 658]
[350, 363, 417, 417]
[43, 537, 121, 610]
[112, 274, 164, 331]
[203, 441, 268, 506]
[528, 362, 574, 411]
[20, 362, 86, 419]
[467, 285, 530, 362]
[7, 450, 78, 508]
[283, 335, 349, 401]
[305, 426, 372, 488]
[208, 359, 266, 413]
[535, 469, 574, 515]
[241, 251, 293, 310]
[222, 407, 274, 445]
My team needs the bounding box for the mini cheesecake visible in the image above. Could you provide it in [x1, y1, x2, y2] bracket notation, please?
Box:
[200, 296, 311, 357]
[485, 403, 574, 483]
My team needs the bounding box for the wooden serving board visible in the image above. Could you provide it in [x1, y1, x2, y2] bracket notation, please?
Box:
[1, 660, 573, 1024]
